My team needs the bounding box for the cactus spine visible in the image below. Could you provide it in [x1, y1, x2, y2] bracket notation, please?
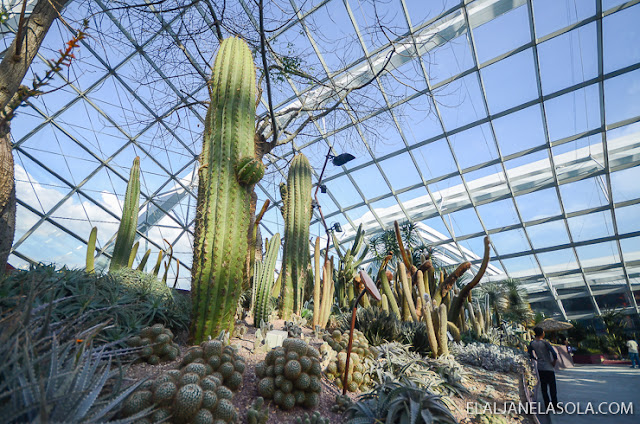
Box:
[280, 153, 312, 319]
[253, 234, 280, 327]
[86, 226, 97, 273]
[191, 37, 261, 343]
[109, 156, 140, 272]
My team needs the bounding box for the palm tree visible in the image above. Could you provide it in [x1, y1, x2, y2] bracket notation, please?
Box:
[475, 278, 534, 326]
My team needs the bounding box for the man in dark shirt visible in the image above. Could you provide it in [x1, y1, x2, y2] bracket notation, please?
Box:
[528, 326, 559, 411]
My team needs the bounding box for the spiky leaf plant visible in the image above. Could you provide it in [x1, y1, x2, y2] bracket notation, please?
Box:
[0, 287, 151, 424]
[110, 157, 141, 272]
[344, 379, 458, 424]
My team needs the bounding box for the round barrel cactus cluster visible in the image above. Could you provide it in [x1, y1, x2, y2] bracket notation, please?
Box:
[128, 323, 180, 364]
[322, 329, 376, 360]
[324, 351, 371, 392]
[180, 340, 245, 391]
[121, 365, 237, 423]
[295, 411, 330, 424]
[255, 338, 322, 410]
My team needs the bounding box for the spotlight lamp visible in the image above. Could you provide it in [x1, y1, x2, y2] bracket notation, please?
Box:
[331, 153, 356, 166]
[329, 222, 343, 233]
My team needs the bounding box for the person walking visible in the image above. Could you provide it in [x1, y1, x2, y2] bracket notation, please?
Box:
[627, 338, 639, 369]
[528, 327, 559, 411]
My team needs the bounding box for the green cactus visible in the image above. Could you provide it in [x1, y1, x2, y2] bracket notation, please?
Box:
[191, 37, 262, 342]
[312, 236, 322, 330]
[86, 226, 97, 273]
[109, 156, 140, 272]
[333, 224, 368, 308]
[253, 234, 280, 327]
[128, 323, 180, 363]
[136, 248, 151, 271]
[255, 339, 322, 410]
[247, 397, 269, 424]
[295, 411, 330, 424]
[280, 153, 313, 320]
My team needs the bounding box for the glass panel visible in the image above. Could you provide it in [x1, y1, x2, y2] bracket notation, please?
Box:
[426, 33, 474, 85]
[544, 84, 600, 142]
[493, 105, 546, 157]
[567, 210, 615, 242]
[438, 73, 487, 131]
[615, 203, 640, 235]
[558, 177, 609, 214]
[481, 49, 538, 114]
[595, 292, 631, 310]
[620, 236, 640, 262]
[575, 241, 621, 267]
[527, 220, 571, 249]
[501, 255, 541, 277]
[450, 123, 498, 169]
[515, 188, 563, 221]
[349, 165, 390, 199]
[404, 0, 460, 28]
[538, 23, 598, 95]
[532, 0, 596, 38]
[325, 175, 362, 208]
[445, 207, 484, 237]
[603, 4, 640, 73]
[537, 248, 578, 273]
[476, 198, 520, 230]
[472, 4, 530, 64]
[399, 96, 444, 145]
[378, 152, 422, 190]
[413, 138, 457, 180]
[490, 228, 530, 255]
[610, 165, 640, 204]
[604, 68, 640, 125]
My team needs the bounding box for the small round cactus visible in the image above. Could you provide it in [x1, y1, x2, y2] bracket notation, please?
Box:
[255, 338, 322, 410]
[295, 411, 330, 424]
[128, 323, 180, 364]
[121, 362, 239, 424]
[246, 397, 269, 424]
[180, 340, 245, 392]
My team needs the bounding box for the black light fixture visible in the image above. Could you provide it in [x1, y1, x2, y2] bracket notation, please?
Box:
[314, 147, 356, 271]
[329, 222, 343, 233]
[331, 153, 356, 167]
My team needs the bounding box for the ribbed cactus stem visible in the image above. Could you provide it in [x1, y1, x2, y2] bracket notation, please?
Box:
[379, 264, 400, 319]
[253, 234, 280, 327]
[280, 154, 312, 319]
[447, 321, 461, 342]
[86, 226, 97, 273]
[418, 271, 440, 359]
[191, 37, 259, 343]
[381, 293, 389, 313]
[399, 263, 419, 322]
[109, 157, 140, 272]
[438, 304, 449, 356]
[313, 237, 321, 330]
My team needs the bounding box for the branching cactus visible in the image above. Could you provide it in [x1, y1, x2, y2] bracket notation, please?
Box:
[109, 156, 140, 272]
[191, 37, 263, 343]
[280, 153, 312, 319]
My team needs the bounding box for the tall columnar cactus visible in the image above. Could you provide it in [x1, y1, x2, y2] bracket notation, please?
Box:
[280, 153, 312, 319]
[109, 156, 140, 272]
[86, 226, 97, 273]
[253, 234, 280, 327]
[191, 37, 263, 343]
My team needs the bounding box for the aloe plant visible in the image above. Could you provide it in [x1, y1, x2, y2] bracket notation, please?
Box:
[190, 37, 263, 342]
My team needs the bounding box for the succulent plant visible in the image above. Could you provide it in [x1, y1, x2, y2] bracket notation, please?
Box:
[450, 342, 529, 373]
[323, 350, 372, 393]
[253, 234, 280, 327]
[294, 411, 330, 424]
[285, 320, 303, 338]
[330, 394, 353, 414]
[322, 328, 377, 360]
[473, 413, 510, 424]
[280, 154, 313, 319]
[255, 338, 322, 410]
[109, 157, 141, 272]
[121, 359, 239, 423]
[246, 397, 269, 424]
[128, 323, 180, 364]
[344, 379, 457, 424]
[191, 36, 262, 343]
[180, 340, 245, 392]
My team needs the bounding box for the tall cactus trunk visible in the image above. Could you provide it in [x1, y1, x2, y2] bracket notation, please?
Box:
[280, 153, 312, 319]
[191, 37, 263, 343]
[253, 234, 280, 327]
[109, 157, 140, 272]
[86, 227, 98, 273]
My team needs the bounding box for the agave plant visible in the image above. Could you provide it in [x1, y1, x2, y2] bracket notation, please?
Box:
[0, 286, 151, 423]
[344, 378, 458, 424]
[337, 307, 402, 346]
